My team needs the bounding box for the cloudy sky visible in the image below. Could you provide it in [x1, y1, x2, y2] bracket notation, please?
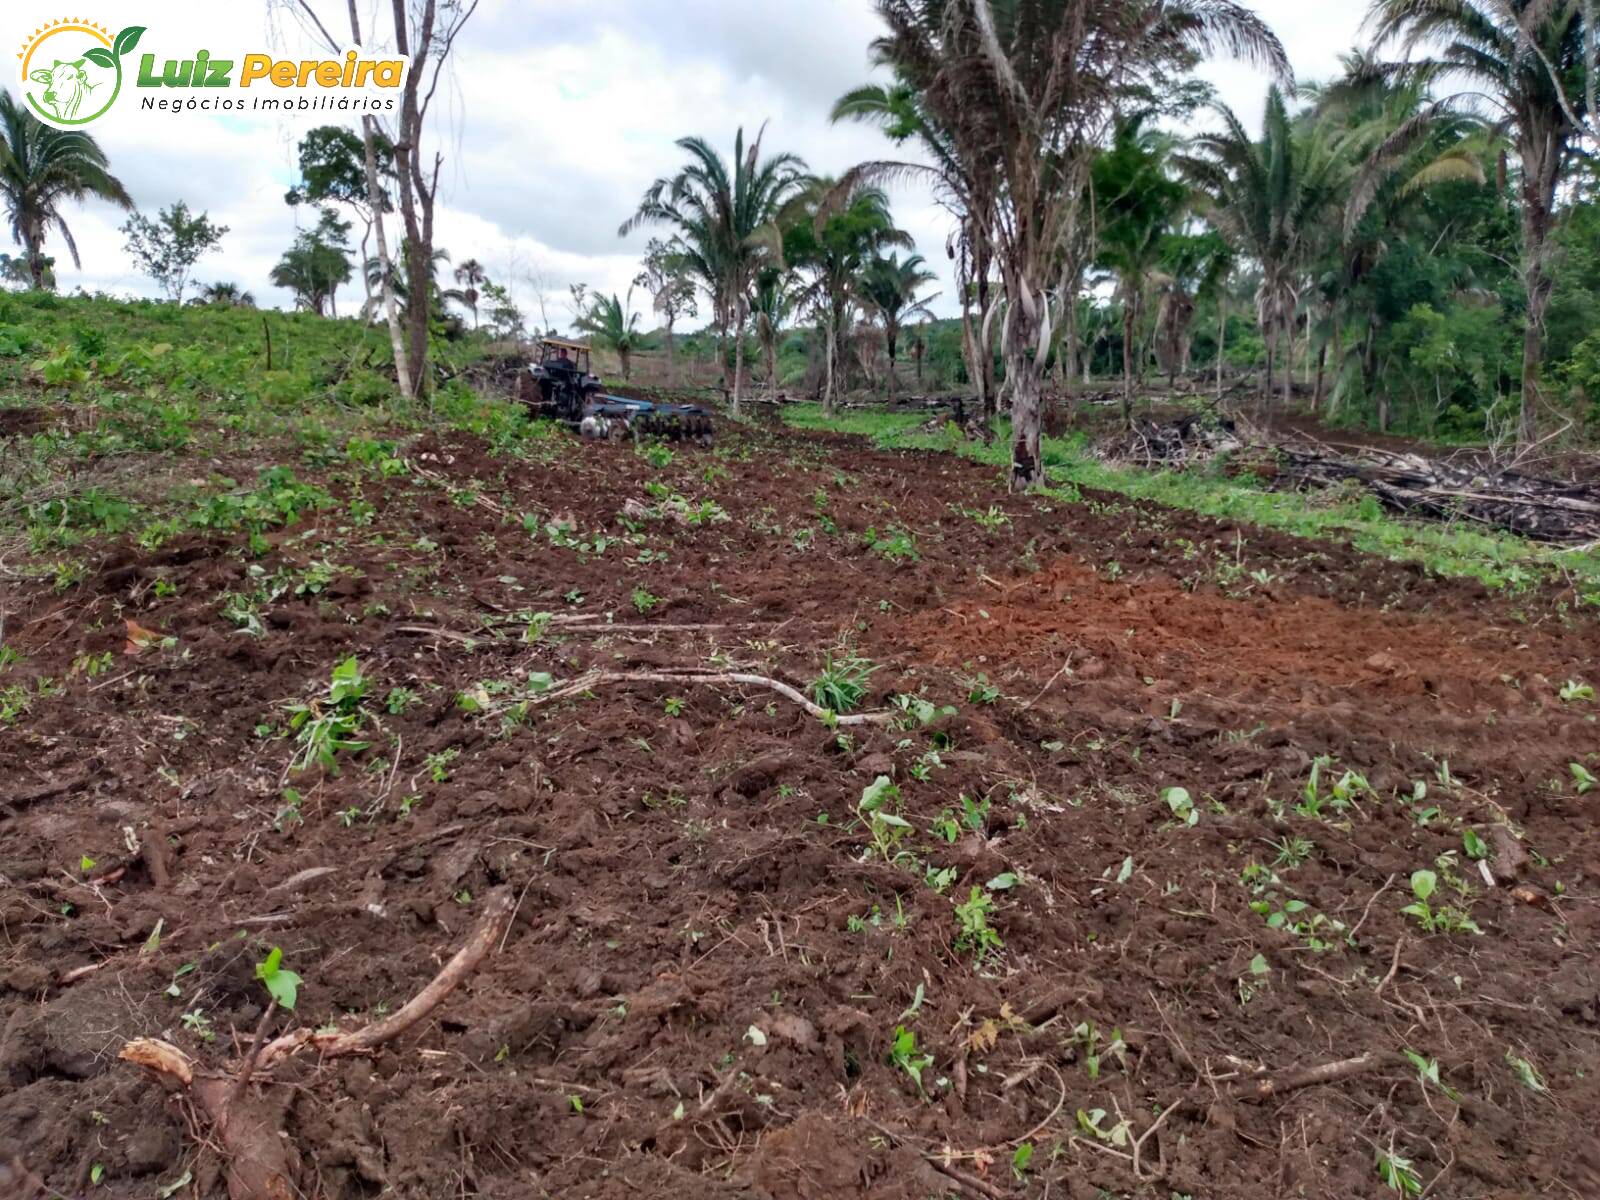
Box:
[6, 1, 1370, 326]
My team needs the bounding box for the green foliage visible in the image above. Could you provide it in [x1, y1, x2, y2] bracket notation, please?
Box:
[255, 946, 302, 1011]
[1400, 869, 1482, 936]
[953, 886, 1003, 965]
[857, 775, 912, 863]
[120, 201, 228, 304]
[810, 649, 876, 714]
[888, 1025, 934, 1095]
[283, 657, 370, 774]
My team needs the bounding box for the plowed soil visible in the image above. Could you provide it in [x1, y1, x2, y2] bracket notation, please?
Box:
[2, 420, 1598, 1200]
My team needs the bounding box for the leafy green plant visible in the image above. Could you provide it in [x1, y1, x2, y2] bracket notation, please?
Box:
[862, 525, 919, 562]
[1163, 786, 1198, 826]
[953, 887, 1003, 965]
[255, 946, 302, 1011]
[857, 776, 912, 863]
[1072, 1020, 1127, 1080]
[1559, 679, 1594, 702]
[888, 1025, 934, 1095]
[1400, 870, 1483, 935]
[631, 586, 661, 613]
[282, 657, 370, 774]
[1376, 1148, 1422, 1195]
[1571, 763, 1596, 794]
[1505, 1049, 1547, 1092]
[810, 650, 876, 714]
[1403, 1049, 1460, 1101]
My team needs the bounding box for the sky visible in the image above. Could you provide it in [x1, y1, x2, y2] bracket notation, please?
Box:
[4, 1, 1371, 328]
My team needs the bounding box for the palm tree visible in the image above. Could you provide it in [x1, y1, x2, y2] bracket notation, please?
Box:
[0, 90, 131, 289]
[858, 252, 937, 398]
[751, 266, 794, 396]
[1363, 1, 1578, 445]
[786, 180, 913, 412]
[1306, 56, 1489, 415]
[574, 292, 643, 381]
[454, 258, 487, 328]
[362, 241, 462, 323]
[198, 281, 256, 308]
[833, 73, 1002, 420]
[1180, 87, 1347, 408]
[1093, 114, 1189, 425]
[860, 0, 1289, 489]
[621, 127, 809, 416]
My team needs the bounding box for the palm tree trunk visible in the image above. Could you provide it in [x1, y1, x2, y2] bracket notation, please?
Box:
[665, 318, 676, 386]
[1520, 199, 1554, 449]
[1121, 297, 1135, 429]
[1005, 279, 1045, 492]
[731, 311, 746, 418]
[765, 334, 778, 397]
[1216, 294, 1226, 401]
[886, 326, 898, 401]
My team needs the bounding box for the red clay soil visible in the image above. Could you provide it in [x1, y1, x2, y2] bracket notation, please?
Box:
[2, 422, 1598, 1200]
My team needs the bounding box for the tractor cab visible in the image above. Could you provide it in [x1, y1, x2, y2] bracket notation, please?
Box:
[524, 337, 603, 422]
[538, 338, 591, 377]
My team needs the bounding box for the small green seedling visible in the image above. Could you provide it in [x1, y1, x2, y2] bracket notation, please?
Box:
[1571, 763, 1596, 794]
[810, 650, 876, 714]
[1403, 1050, 1460, 1101]
[1010, 1143, 1033, 1180]
[1376, 1148, 1422, 1195]
[953, 887, 1003, 965]
[1163, 786, 1198, 827]
[857, 776, 912, 863]
[1400, 870, 1482, 936]
[255, 946, 301, 1011]
[1505, 1049, 1547, 1092]
[889, 1025, 934, 1095]
[1559, 680, 1595, 702]
[1461, 828, 1490, 861]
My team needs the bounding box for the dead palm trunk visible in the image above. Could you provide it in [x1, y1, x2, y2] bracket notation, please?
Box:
[1120, 293, 1136, 429]
[731, 304, 746, 418]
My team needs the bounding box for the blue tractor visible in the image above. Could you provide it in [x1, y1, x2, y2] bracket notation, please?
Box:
[519, 338, 714, 445]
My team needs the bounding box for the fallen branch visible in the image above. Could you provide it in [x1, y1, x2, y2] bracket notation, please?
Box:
[534, 669, 896, 726]
[120, 887, 514, 1200]
[1235, 1051, 1390, 1102]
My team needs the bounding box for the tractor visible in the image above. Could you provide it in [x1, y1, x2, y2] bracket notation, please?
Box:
[518, 338, 714, 445]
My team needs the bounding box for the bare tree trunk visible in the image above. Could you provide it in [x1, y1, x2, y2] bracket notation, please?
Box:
[886, 326, 898, 401]
[765, 334, 778, 397]
[665, 317, 676, 385]
[345, 0, 411, 399]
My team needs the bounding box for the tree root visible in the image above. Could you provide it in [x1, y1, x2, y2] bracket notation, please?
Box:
[120, 886, 514, 1200]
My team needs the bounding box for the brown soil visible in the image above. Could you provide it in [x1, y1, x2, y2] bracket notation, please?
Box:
[2, 421, 1598, 1200]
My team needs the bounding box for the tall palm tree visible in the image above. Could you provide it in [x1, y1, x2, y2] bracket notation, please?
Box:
[1366, 0, 1585, 445]
[0, 90, 131, 289]
[858, 251, 937, 398]
[574, 292, 643, 381]
[1180, 87, 1348, 407]
[751, 266, 794, 397]
[833, 73, 1002, 420]
[621, 127, 809, 416]
[454, 258, 487, 328]
[861, 0, 1289, 490]
[786, 180, 913, 412]
[1093, 114, 1189, 425]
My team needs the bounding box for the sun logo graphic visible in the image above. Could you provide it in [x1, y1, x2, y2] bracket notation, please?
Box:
[17, 19, 145, 128]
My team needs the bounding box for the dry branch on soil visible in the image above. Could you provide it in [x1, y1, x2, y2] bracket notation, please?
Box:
[532, 668, 897, 725]
[118, 886, 515, 1200]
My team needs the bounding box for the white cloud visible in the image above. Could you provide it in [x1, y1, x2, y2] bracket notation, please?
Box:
[5, 1, 1366, 322]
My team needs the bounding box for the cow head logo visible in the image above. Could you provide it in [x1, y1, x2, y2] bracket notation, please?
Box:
[18, 20, 144, 128]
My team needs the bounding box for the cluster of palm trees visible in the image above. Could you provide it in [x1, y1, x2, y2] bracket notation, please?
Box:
[816, 0, 1588, 478]
[618, 127, 939, 414]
